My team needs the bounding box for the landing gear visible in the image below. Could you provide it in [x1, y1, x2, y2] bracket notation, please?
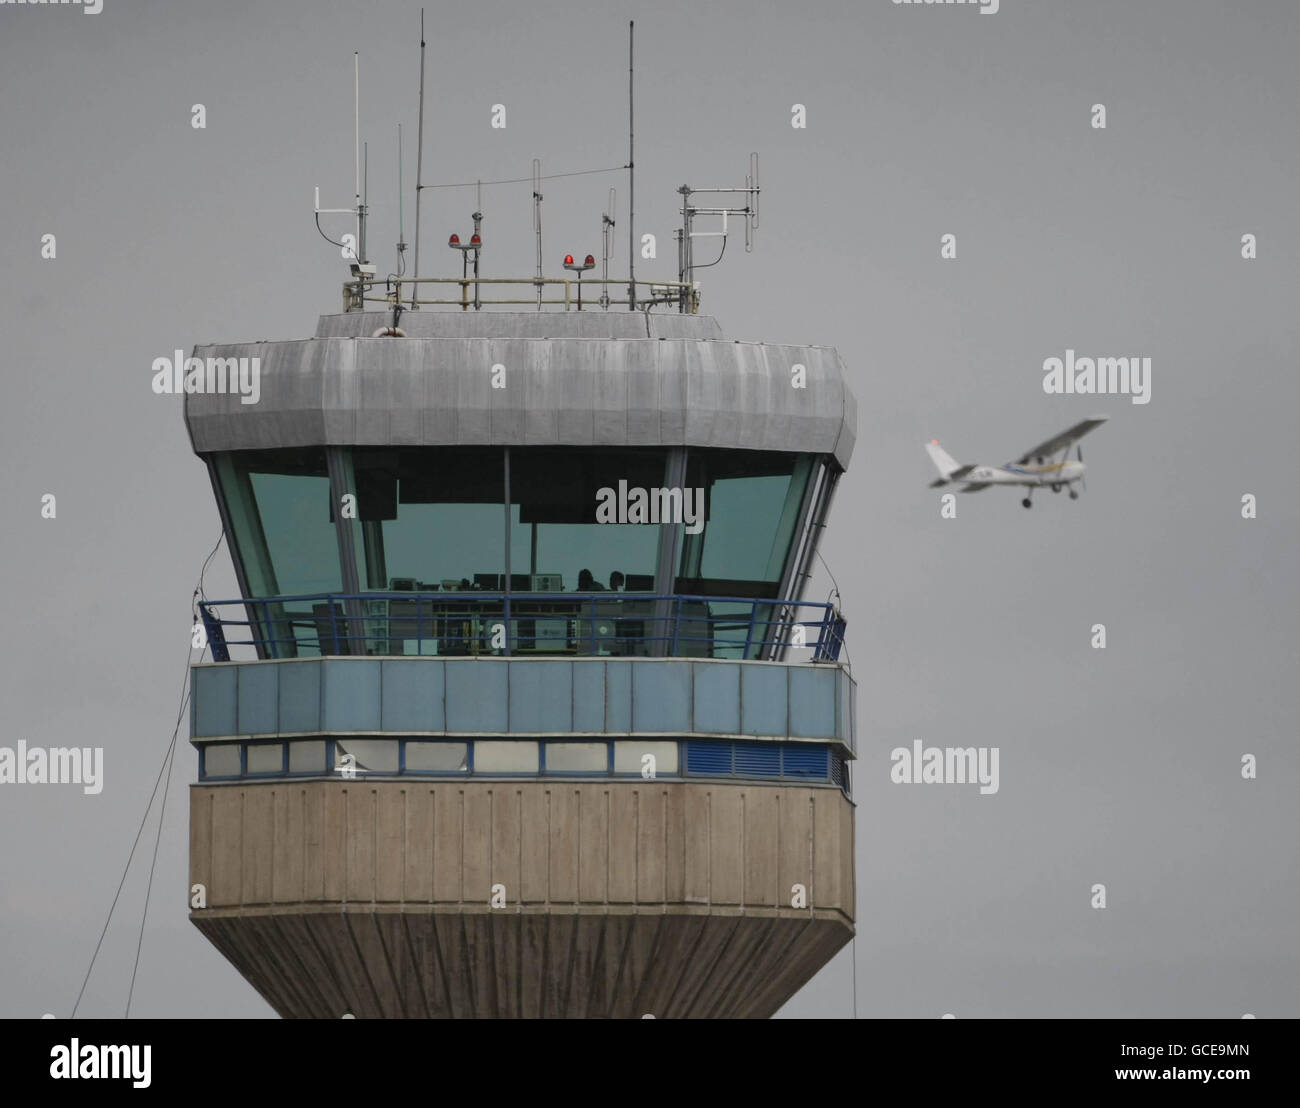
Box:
[1022, 497, 1033, 509]
[1051, 483, 1061, 493]
[1068, 489, 1079, 500]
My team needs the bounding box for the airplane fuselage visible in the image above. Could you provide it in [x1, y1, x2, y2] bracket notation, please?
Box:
[963, 460, 1085, 488]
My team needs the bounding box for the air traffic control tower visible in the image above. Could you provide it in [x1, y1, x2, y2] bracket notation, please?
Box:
[184, 266, 858, 1017]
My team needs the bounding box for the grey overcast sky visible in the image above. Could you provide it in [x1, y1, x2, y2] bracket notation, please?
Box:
[1, 0, 1296, 1018]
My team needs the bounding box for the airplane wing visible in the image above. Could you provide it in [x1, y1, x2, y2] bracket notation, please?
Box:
[958, 482, 991, 493]
[1014, 416, 1108, 464]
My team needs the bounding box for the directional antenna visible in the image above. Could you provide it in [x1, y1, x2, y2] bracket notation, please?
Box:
[676, 153, 761, 309]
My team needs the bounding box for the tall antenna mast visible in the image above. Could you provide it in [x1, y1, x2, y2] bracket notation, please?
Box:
[627, 20, 635, 311]
[354, 53, 365, 264]
[411, 8, 427, 308]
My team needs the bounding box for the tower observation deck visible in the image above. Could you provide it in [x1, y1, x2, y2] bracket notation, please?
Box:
[185, 285, 858, 1017]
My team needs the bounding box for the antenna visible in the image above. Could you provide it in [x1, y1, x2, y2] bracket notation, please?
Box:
[354, 52, 365, 264]
[676, 153, 761, 312]
[627, 20, 635, 311]
[601, 187, 616, 311]
[396, 124, 406, 276]
[411, 8, 427, 308]
[531, 158, 543, 310]
[314, 52, 376, 304]
[362, 140, 368, 267]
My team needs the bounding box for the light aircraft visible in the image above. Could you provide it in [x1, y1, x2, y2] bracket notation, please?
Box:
[925, 416, 1108, 508]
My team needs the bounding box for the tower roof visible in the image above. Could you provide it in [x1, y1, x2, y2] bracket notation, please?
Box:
[184, 312, 857, 468]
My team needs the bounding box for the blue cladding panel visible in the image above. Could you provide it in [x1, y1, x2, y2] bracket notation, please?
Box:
[572, 663, 606, 732]
[381, 660, 444, 731]
[686, 742, 732, 775]
[740, 664, 787, 736]
[788, 667, 837, 739]
[734, 741, 780, 777]
[237, 664, 278, 734]
[322, 660, 381, 731]
[509, 661, 574, 733]
[632, 662, 691, 733]
[445, 661, 508, 732]
[605, 662, 631, 731]
[193, 666, 237, 737]
[279, 661, 321, 733]
[693, 663, 740, 733]
[783, 745, 829, 778]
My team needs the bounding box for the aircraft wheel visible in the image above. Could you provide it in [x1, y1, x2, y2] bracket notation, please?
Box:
[1069, 489, 1079, 500]
[1022, 498, 1032, 509]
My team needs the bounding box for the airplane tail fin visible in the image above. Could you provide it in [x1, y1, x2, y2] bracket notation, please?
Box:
[925, 439, 963, 482]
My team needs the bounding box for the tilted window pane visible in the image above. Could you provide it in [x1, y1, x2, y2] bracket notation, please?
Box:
[335, 739, 399, 774]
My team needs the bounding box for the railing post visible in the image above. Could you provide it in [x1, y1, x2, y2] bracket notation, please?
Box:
[329, 600, 340, 657]
[742, 601, 757, 659]
[503, 592, 511, 657]
[669, 596, 681, 656]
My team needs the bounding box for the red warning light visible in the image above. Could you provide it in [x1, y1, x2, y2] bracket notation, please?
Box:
[448, 233, 460, 246]
[564, 254, 574, 265]
[470, 234, 482, 245]
[584, 254, 595, 266]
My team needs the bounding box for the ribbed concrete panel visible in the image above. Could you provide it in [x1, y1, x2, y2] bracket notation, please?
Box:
[190, 779, 854, 1018]
[184, 334, 856, 467]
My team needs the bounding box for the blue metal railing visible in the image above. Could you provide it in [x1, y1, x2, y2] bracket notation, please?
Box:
[197, 592, 847, 664]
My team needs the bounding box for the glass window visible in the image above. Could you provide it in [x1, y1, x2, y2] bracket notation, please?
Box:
[676, 450, 815, 597]
[473, 741, 539, 773]
[246, 743, 284, 774]
[213, 449, 342, 597]
[288, 740, 327, 774]
[203, 743, 241, 777]
[403, 741, 469, 773]
[335, 739, 399, 774]
[508, 447, 667, 595]
[212, 448, 342, 659]
[349, 447, 505, 593]
[613, 741, 678, 776]
[544, 742, 607, 773]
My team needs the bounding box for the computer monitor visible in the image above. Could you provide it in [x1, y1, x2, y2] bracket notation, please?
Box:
[473, 573, 502, 591]
[625, 573, 654, 591]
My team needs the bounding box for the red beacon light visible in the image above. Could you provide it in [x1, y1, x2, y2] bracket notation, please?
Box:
[448, 233, 461, 246]
[584, 254, 595, 266]
[563, 253, 595, 272]
[563, 254, 575, 266]
[470, 233, 482, 246]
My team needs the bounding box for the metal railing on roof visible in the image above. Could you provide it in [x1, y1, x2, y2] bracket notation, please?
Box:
[197, 592, 846, 665]
[343, 276, 699, 314]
